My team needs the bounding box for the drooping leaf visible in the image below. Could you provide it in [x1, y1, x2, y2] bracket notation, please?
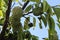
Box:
[39, 20, 42, 29]
[43, 0, 49, 12]
[53, 8, 60, 19]
[48, 16, 55, 30]
[25, 5, 32, 13]
[33, 17, 36, 27]
[24, 17, 30, 30]
[41, 16, 47, 27]
[24, 19, 28, 30]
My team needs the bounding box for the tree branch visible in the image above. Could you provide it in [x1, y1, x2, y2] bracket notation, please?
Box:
[0, 0, 12, 40]
[22, 0, 29, 10]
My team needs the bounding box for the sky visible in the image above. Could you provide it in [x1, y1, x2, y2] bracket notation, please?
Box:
[0, 0, 60, 40]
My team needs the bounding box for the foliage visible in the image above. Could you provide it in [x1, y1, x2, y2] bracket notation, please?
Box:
[0, 0, 60, 40]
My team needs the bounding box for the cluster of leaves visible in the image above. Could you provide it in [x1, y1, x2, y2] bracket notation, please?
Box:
[0, 0, 60, 40]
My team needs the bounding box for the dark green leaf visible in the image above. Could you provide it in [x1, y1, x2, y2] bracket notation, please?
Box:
[47, 7, 53, 15]
[39, 20, 42, 29]
[41, 16, 47, 27]
[48, 16, 55, 30]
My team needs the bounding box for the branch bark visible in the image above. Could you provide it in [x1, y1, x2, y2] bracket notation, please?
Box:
[0, 0, 12, 40]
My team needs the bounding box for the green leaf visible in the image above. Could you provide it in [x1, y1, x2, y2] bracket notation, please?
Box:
[24, 19, 29, 30]
[39, 20, 42, 29]
[33, 17, 36, 27]
[25, 5, 32, 13]
[47, 7, 53, 15]
[48, 17, 55, 30]
[41, 16, 47, 27]
[24, 17, 30, 30]
[53, 8, 60, 19]
[48, 29, 58, 40]
[43, 0, 49, 12]
[32, 35, 38, 40]
[3, 0, 8, 5]
[0, 18, 4, 26]
[30, 0, 40, 3]
[0, 10, 3, 19]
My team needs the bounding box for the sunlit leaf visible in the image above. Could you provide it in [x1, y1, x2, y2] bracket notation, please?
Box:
[41, 16, 47, 27]
[16, 0, 18, 2]
[25, 5, 32, 13]
[0, 10, 3, 19]
[0, 18, 4, 26]
[43, 0, 49, 12]
[47, 7, 53, 15]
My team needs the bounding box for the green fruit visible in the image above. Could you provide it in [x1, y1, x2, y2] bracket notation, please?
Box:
[11, 6, 23, 32]
[33, 7, 43, 16]
[12, 6, 23, 18]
